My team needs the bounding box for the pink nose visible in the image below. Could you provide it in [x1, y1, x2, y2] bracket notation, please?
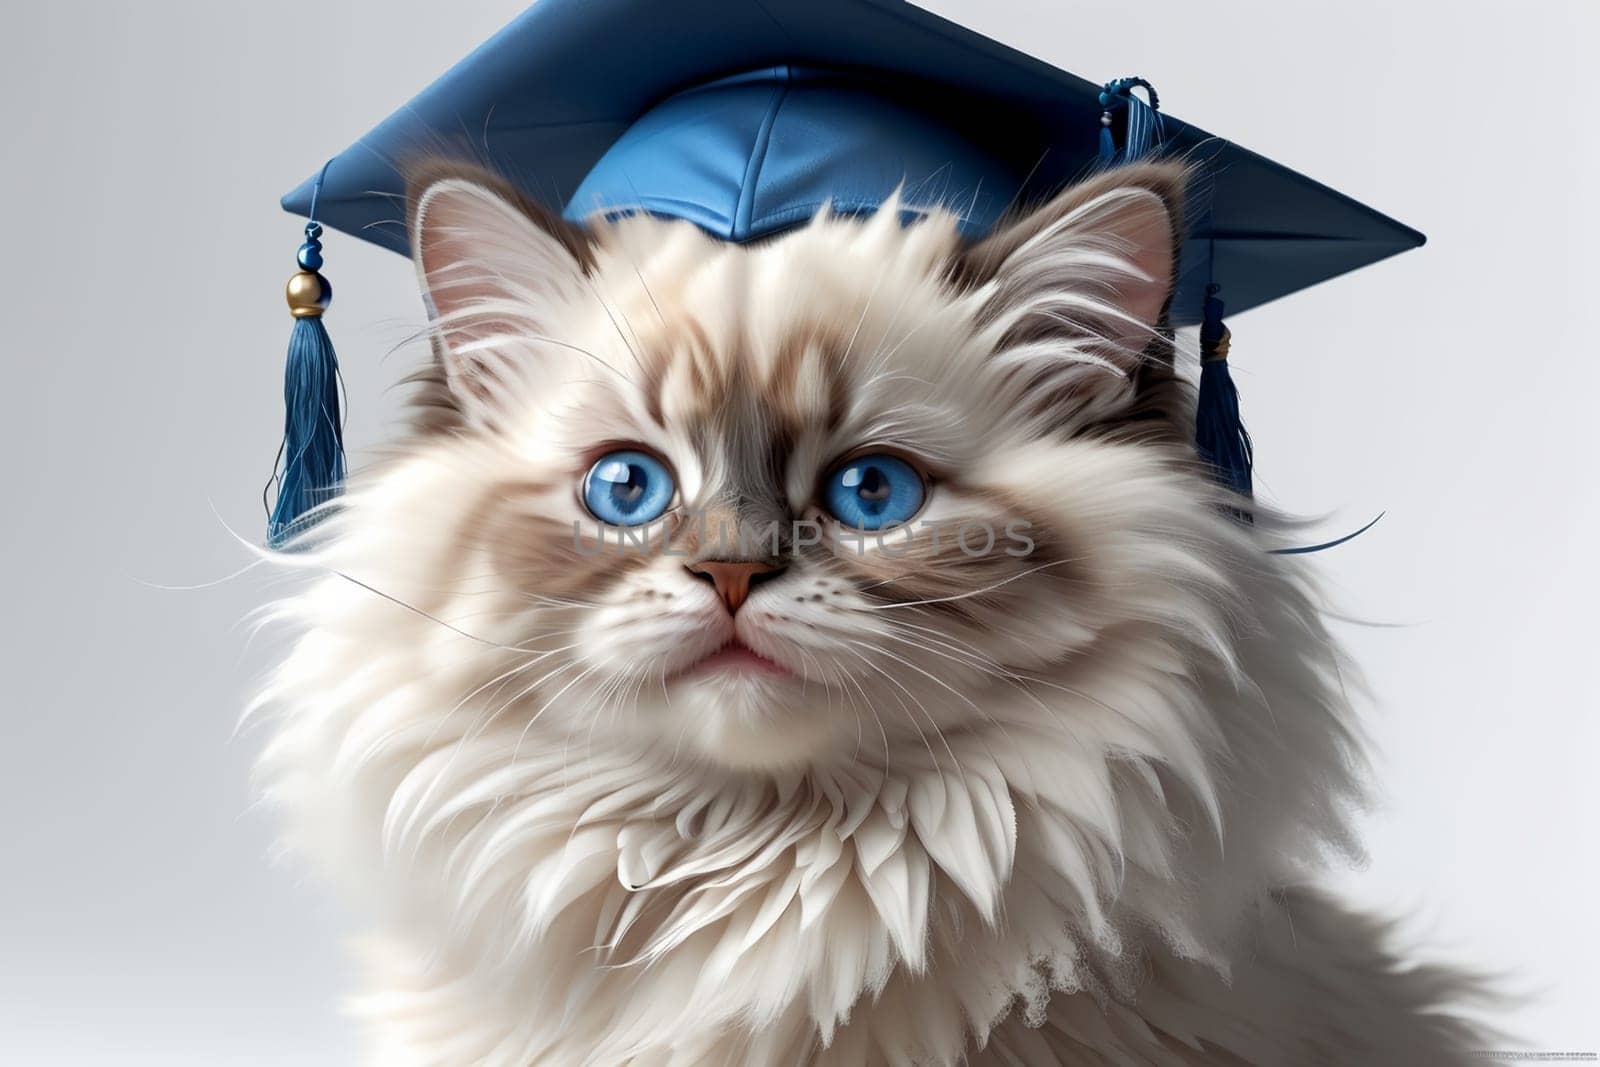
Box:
[685, 560, 784, 614]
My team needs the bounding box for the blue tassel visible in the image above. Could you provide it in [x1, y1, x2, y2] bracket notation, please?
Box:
[1098, 77, 1164, 164]
[1194, 287, 1254, 501]
[1096, 83, 1252, 505]
[267, 220, 345, 546]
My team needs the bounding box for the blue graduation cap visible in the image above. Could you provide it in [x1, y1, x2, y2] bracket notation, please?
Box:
[269, 0, 1424, 543]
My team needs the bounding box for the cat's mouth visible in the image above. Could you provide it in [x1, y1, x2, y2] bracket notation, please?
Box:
[673, 639, 794, 681]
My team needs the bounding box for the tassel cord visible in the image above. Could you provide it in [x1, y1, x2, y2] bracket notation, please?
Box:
[1098, 76, 1164, 164]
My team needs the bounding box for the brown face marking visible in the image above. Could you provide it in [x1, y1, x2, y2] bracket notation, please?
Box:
[638, 303, 854, 450]
[763, 327, 849, 436]
[817, 482, 1079, 631]
[626, 310, 862, 555]
[475, 476, 666, 605]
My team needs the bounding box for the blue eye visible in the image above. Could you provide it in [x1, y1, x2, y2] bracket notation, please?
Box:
[583, 450, 675, 526]
[823, 454, 926, 530]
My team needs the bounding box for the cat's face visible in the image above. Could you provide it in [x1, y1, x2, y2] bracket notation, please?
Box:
[391, 163, 1194, 771]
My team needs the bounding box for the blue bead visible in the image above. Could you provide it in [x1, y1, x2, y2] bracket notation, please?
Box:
[297, 244, 324, 270]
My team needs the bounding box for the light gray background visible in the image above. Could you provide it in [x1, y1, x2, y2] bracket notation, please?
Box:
[2, 1, 1595, 1062]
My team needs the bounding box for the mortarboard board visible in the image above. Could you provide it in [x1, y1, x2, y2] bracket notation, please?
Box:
[268, 0, 1424, 543]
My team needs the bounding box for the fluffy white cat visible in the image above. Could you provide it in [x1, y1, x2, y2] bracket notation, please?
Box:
[252, 161, 1489, 1064]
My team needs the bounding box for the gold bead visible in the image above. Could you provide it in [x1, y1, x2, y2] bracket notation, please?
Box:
[286, 270, 330, 319]
[1201, 325, 1232, 363]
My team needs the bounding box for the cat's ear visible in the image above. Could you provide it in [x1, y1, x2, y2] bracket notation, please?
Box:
[955, 162, 1187, 398]
[408, 165, 594, 409]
